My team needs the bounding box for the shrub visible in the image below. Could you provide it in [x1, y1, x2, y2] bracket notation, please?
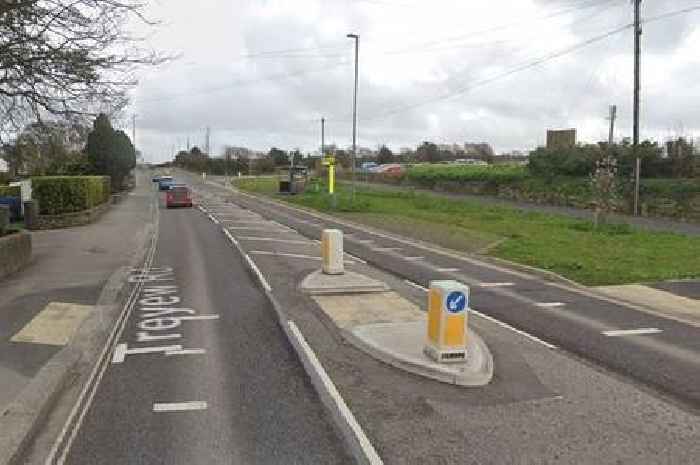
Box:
[31, 176, 111, 215]
[0, 185, 21, 197]
[406, 164, 528, 187]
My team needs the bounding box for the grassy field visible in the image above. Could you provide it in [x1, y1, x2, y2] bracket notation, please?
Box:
[233, 177, 700, 286]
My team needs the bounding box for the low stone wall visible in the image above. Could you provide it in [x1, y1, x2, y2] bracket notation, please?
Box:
[0, 231, 31, 280]
[30, 202, 110, 230]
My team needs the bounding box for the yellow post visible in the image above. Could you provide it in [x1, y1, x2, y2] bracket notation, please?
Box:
[328, 164, 335, 194]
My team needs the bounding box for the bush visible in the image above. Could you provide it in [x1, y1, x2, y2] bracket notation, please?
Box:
[0, 185, 21, 197]
[31, 176, 111, 215]
[406, 164, 528, 187]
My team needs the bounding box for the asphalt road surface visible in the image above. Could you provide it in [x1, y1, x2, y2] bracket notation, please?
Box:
[63, 187, 352, 464]
[192, 173, 700, 412]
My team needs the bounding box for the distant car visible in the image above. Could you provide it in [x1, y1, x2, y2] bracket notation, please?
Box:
[158, 176, 174, 191]
[166, 185, 193, 208]
[152, 175, 161, 182]
[377, 164, 404, 176]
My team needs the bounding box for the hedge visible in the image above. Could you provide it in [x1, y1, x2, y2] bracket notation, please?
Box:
[406, 164, 528, 187]
[31, 176, 111, 215]
[0, 185, 21, 197]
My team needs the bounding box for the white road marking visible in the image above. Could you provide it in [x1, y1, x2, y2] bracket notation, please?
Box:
[178, 314, 220, 321]
[249, 250, 321, 260]
[222, 229, 239, 246]
[403, 256, 424, 261]
[353, 239, 375, 244]
[153, 401, 208, 412]
[165, 348, 206, 356]
[602, 328, 663, 337]
[237, 236, 308, 245]
[287, 321, 383, 465]
[245, 254, 272, 292]
[535, 302, 566, 308]
[479, 282, 515, 288]
[404, 280, 428, 292]
[111, 343, 182, 364]
[207, 214, 220, 225]
[344, 252, 367, 264]
[470, 309, 558, 350]
[372, 247, 402, 252]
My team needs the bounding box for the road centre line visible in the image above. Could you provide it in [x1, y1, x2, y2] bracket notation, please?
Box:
[372, 247, 402, 252]
[403, 256, 424, 261]
[603, 328, 663, 337]
[245, 254, 272, 292]
[287, 321, 384, 465]
[165, 348, 206, 356]
[153, 401, 208, 412]
[479, 282, 515, 288]
[436, 267, 460, 272]
[536, 302, 566, 308]
[402, 279, 557, 349]
[222, 229, 239, 246]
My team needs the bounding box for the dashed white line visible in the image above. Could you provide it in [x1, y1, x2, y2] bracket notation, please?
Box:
[153, 401, 208, 412]
[479, 282, 515, 288]
[165, 348, 206, 356]
[602, 328, 663, 337]
[249, 250, 321, 260]
[344, 252, 367, 264]
[372, 247, 402, 252]
[237, 236, 308, 245]
[403, 256, 424, 261]
[535, 302, 566, 308]
[436, 267, 460, 272]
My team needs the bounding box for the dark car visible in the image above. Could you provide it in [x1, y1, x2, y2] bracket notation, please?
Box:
[166, 185, 193, 208]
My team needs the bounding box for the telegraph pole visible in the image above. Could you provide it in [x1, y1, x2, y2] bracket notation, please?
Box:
[633, 0, 642, 216]
[321, 117, 325, 157]
[608, 105, 617, 147]
[205, 126, 211, 155]
[132, 114, 137, 161]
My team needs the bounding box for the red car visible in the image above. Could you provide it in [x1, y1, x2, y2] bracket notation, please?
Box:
[166, 185, 193, 208]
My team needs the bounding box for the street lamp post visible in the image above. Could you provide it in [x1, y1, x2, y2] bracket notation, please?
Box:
[347, 33, 359, 200]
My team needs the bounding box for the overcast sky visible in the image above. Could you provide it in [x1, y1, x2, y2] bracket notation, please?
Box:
[125, 0, 700, 162]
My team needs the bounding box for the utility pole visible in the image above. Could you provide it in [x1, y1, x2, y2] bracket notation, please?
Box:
[347, 33, 359, 200]
[186, 136, 190, 151]
[633, 0, 642, 216]
[321, 117, 325, 157]
[607, 105, 617, 147]
[205, 127, 211, 155]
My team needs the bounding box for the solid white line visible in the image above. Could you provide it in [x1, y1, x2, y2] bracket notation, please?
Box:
[602, 328, 663, 337]
[535, 302, 566, 308]
[237, 236, 308, 245]
[470, 309, 558, 350]
[245, 254, 272, 292]
[165, 348, 206, 356]
[479, 282, 515, 288]
[222, 228, 239, 246]
[250, 250, 321, 260]
[404, 280, 428, 292]
[153, 401, 208, 412]
[287, 321, 383, 465]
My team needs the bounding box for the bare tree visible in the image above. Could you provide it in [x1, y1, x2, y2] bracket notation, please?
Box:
[0, 0, 168, 140]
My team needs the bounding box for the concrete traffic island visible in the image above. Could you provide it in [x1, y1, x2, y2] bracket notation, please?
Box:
[302, 228, 493, 387]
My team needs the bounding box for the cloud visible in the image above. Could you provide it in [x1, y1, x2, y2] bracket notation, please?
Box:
[129, 0, 700, 162]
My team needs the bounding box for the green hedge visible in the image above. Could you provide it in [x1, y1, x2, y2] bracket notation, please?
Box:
[31, 176, 111, 215]
[0, 185, 20, 197]
[407, 164, 528, 187]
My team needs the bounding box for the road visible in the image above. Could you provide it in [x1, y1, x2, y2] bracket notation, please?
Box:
[61, 185, 352, 464]
[193, 173, 700, 411]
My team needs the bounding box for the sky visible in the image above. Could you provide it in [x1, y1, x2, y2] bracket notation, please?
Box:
[124, 0, 700, 163]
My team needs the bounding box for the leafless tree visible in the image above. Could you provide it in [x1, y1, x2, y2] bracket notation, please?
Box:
[0, 0, 168, 141]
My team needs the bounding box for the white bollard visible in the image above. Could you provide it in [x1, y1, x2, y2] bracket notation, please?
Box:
[321, 229, 344, 275]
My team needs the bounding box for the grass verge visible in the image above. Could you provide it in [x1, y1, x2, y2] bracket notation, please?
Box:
[233, 177, 700, 286]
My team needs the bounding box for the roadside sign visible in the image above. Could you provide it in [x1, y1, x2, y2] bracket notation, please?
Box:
[446, 291, 467, 313]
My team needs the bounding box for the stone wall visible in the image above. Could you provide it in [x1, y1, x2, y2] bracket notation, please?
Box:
[30, 202, 111, 230]
[0, 231, 31, 280]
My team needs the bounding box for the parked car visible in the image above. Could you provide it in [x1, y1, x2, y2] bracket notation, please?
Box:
[158, 176, 175, 191]
[166, 185, 193, 208]
[152, 175, 161, 182]
[377, 164, 404, 176]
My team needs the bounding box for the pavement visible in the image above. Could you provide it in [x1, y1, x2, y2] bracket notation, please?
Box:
[177, 170, 700, 464]
[0, 170, 154, 412]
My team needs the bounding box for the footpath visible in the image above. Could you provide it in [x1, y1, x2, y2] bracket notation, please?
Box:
[0, 169, 156, 464]
[187, 172, 700, 465]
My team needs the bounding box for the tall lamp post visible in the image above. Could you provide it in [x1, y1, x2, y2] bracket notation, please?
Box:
[347, 33, 359, 200]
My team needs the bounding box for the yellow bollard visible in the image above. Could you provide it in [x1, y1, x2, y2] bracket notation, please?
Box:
[425, 280, 470, 363]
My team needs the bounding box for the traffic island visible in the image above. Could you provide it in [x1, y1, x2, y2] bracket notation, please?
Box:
[311, 291, 493, 387]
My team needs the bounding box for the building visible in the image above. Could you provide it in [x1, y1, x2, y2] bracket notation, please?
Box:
[0, 159, 7, 173]
[463, 143, 495, 158]
[546, 129, 576, 149]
